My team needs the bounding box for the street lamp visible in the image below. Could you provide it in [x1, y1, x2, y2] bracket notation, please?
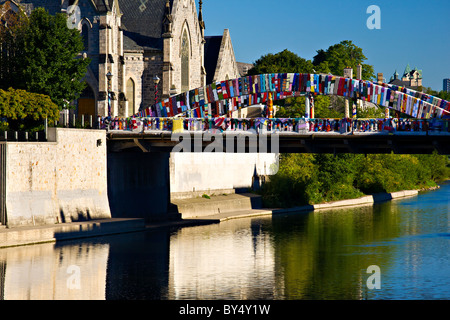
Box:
[153, 75, 160, 105]
[106, 72, 113, 118]
[106, 72, 113, 89]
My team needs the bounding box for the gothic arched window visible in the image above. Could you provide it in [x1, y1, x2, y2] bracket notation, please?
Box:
[81, 24, 89, 51]
[181, 29, 190, 92]
[126, 78, 135, 116]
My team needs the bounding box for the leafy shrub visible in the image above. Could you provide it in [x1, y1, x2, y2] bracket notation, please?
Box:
[0, 87, 59, 131]
[260, 152, 450, 209]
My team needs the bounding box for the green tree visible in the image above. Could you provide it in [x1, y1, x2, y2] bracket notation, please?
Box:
[248, 49, 320, 75]
[313, 40, 375, 81]
[0, 8, 90, 109]
[277, 95, 343, 119]
[261, 153, 316, 208]
[424, 87, 450, 101]
[312, 154, 365, 203]
[0, 5, 28, 88]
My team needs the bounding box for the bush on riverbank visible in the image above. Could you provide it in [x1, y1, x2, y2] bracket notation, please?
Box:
[260, 152, 450, 208]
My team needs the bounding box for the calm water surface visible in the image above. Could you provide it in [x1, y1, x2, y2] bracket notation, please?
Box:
[1, 183, 449, 300]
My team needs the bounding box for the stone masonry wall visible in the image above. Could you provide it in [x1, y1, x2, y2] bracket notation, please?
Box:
[124, 51, 164, 112]
[4, 128, 111, 227]
[169, 0, 205, 94]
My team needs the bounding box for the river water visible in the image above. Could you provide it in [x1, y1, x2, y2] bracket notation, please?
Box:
[0, 183, 449, 300]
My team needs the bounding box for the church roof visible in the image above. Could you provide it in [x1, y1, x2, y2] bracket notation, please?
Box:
[86, 0, 110, 13]
[204, 35, 223, 84]
[119, 0, 174, 51]
[402, 63, 422, 78]
[403, 63, 411, 76]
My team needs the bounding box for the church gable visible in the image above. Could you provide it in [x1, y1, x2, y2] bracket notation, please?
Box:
[168, 0, 205, 94]
[209, 29, 239, 84]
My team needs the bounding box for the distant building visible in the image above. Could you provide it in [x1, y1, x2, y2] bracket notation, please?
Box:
[444, 79, 450, 93]
[389, 64, 423, 90]
[236, 62, 254, 77]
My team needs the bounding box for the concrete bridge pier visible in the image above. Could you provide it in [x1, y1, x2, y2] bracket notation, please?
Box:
[106, 149, 279, 223]
[107, 152, 172, 223]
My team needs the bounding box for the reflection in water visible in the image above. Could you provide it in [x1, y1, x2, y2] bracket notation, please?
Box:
[168, 219, 279, 300]
[271, 204, 401, 300]
[167, 204, 402, 300]
[0, 241, 109, 300]
[105, 230, 170, 300]
[0, 183, 449, 300]
[0, 230, 171, 300]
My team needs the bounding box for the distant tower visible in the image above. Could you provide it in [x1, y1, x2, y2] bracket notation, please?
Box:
[392, 70, 399, 81]
[356, 64, 362, 80]
[377, 73, 384, 83]
[343, 67, 353, 118]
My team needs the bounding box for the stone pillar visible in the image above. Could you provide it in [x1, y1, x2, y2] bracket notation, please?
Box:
[344, 67, 353, 79]
[162, 0, 173, 100]
[98, 15, 108, 115]
[162, 37, 173, 100]
[97, 99, 108, 118]
[357, 64, 362, 80]
[111, 94, 118, 117]
[305, 94, 310, 118]
[123, 100, 129, 118]
[344, 67, 353, 119]
[345, 98, 350, 119]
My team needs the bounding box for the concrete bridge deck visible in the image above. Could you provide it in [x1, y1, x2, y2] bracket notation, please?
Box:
[107, 130, 450, 155]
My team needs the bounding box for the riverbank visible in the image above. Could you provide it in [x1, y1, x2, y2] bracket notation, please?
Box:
[272, 189, 419, 215]
[187, 189, 421, 222]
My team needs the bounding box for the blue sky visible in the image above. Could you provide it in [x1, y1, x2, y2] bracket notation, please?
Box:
[201, 0, 450, 92]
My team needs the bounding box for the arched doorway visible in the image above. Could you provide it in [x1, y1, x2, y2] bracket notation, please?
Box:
[77, 84, 96, 118]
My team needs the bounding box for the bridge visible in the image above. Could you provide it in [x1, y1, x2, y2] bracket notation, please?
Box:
[105, 72, 450, 155]
[106, 118, 450, 155]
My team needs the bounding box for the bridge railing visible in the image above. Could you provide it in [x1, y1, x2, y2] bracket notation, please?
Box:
[102, 117, 450, 135]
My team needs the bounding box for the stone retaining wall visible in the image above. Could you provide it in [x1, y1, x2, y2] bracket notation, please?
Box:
[1, 128, 111, 227]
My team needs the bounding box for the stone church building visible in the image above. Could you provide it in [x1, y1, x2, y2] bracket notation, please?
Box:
[1, 0, 243, 118]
